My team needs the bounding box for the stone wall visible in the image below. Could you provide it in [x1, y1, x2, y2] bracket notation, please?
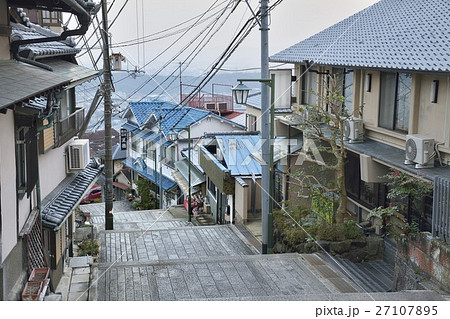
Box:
[393, 233, 450, 293]
[274, 236, 384, 263]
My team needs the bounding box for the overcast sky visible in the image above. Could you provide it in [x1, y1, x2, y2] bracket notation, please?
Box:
[79, 0, 379, 76]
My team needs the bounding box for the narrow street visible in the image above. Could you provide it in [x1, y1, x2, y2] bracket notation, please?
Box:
[78, 203, 444, 301]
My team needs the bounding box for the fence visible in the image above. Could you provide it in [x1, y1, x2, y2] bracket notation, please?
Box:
[432, 176, 450, 244]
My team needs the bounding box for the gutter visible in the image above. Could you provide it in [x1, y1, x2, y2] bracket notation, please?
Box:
[10, 0, 97, 70]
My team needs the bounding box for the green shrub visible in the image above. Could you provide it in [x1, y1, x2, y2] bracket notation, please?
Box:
[77, 238, 99, 256]
[134, 179, 156, 210]
[316, 223, 345, 241]
[343, 220, 365, 239]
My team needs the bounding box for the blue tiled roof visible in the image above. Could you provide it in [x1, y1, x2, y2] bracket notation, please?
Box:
[216, 135, 262, 176]
[123, 158, 177, 191]
[270, 0, 450, 72]
[127, 101, 244, 135]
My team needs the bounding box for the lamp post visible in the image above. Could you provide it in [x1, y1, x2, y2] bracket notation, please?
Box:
[168, 126, 192, 223]
[232, 73, 276, 254]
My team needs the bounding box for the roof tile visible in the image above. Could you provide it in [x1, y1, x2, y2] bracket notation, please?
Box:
[271, 0, 450, 72]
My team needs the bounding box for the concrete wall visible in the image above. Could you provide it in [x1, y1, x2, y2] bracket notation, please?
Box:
[0, 238, 27, 300]
[394, 233, 450, 293]
[234, 180, 248, 222]
[0, 110, 18, 262]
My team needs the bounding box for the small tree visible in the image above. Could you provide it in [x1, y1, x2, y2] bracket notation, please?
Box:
[384, 169, 433, 228]
[291, 73, 361, 225]
[134, 178, 156, 210]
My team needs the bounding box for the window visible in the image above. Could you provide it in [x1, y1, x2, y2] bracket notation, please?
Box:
[247, 114, 257, 131]
[131, 134, 142, 153]
[345, 151, 387, 210]
[333, 68, 354, 115]
[343, 70, 354, 114]
[40, 10, 62, 26]
[208, 178, 216, 199]
[379, 72, 412, 132]
[16, 127, 28, 192]
[15, 117, 38, 198]
[304, 70, 317, 106]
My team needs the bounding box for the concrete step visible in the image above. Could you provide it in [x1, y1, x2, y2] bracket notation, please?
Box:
[317, 253, 394, 293]
[383, 237, 398, 265]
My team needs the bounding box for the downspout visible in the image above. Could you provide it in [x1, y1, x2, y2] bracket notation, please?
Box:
[10, 0, 94, 69]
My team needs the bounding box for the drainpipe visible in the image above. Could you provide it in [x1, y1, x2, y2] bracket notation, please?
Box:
[10, 0, 94, 68]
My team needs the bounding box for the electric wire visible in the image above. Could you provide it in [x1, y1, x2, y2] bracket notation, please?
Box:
[111, 0, 229, 109]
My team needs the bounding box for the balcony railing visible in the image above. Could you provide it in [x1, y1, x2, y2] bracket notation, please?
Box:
[56, 107, 85, 146]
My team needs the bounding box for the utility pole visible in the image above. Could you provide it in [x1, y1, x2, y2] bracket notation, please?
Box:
[159, 103, 163, 209]
[260, 0, 272, 254]
[179, 61, 183, 104]
[102, 0, 113, 230]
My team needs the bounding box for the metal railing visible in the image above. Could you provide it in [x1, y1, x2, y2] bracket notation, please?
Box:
[432, 176, 450, 244]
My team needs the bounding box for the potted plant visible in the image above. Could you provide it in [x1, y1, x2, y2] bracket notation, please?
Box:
[367, 205, 398, 235]
[22, 281, 43, 301]
[28, 267, 50, 282]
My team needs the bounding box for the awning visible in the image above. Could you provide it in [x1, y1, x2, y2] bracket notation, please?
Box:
[45, 59, 99, 88]
[345, 139, 450, 182]
[113, 182, 130, 190]
[41, 162, 103, 230]
[0, 60, 70, 110]
[172, 170, 200, 195]
[123, 158, 177, 191]
[174, 159, 205, 187]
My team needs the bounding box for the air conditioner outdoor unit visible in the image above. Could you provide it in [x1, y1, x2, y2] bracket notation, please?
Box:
[206, 103, 216, 110]
[343, 118, 364, 143]
[218, 102, 228, 111]
[67, 139, 90, 172]
[404, 134, 435, 168]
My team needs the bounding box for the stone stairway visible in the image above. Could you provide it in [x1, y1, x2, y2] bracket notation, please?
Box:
[317, 252, 394, 292]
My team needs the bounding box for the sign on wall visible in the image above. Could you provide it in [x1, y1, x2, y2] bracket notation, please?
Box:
[120, 128, 128, 150]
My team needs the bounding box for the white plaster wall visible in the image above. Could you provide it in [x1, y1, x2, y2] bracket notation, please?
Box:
[39, 139, 73, 200]
[178, 115, 245, 140]
[0, 110, 18, 261]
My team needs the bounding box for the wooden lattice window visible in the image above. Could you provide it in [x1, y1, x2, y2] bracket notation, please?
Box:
[20, 209, 47, 272]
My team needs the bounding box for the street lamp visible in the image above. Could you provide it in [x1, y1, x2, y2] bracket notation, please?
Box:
[168, 126, 192, 223]
[232, 74, 276, 254]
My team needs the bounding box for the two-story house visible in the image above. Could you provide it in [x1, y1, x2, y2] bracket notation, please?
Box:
[270, 0, 450, 241]
[121, 101, 245, 210]
[0, 1, 100, 300]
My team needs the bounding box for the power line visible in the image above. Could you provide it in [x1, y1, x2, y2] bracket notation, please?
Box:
[137, 0, 240, 103]
[112, 0, 230, 108]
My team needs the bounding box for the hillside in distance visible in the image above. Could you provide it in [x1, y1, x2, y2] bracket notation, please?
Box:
[77, 70, 260, 131]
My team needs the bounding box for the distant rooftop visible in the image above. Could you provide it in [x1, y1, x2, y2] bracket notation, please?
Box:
[125, 101, 245, 136]
[271, 0, 450, 73]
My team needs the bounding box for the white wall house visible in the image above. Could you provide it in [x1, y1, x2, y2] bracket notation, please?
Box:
[122, 101, 245, 209]
[0, 2, 100, 300]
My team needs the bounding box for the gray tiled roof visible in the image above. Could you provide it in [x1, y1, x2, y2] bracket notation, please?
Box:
[0, 60, 70, 109]
[41, 162, 103, 230]
[270, 0, 450, 72]
[0, 59, 98, 109]
[11, 22, 80, 59]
